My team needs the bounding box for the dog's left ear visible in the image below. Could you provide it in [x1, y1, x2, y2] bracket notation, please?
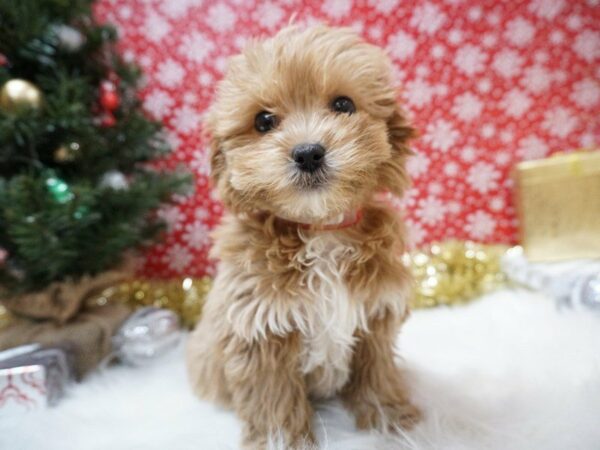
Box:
[379, 105, 415, 196]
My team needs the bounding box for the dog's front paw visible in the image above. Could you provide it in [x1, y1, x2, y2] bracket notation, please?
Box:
[350, 398, 422, 433]
[241, 425, 317, 450]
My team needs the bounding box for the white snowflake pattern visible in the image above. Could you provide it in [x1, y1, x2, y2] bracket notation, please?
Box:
[500, 88, 532, 118]
[143, 89, 175, 119]
[465, 211, 496, 239]
[195, 208, 210, 222]
[452, 92, 483, 121]
[157, 205, 185, 231]
[118, 5, 132, 19]
[499, 130, 514, 143]
[444, 161, 459, 176]
[164, 244, 193, 272]
[417, 196, 446, 225]
[160, 0, 201, 19]
[495, 151, 511, 166]
[448, 29, 463, 45]
[460, 146, 477, 163]
[518, 135, 548, 160]
[322, 0, 353, 17]
[179, 31, 215, 64]
[144, 13, 171, 42]
[387, 31, 417, 61]
[255, 1, 285, 29]
[521, 65, 552, 93]
[367, 26, 383, 41]
[492, 50, 524, 78]
[468, 6, 482, 21]
[404, 79, 436, 108]
[406, 152, 430, 178]
[454, 45, 487, 75]
[504, 17, 535, 46]
[549, 30, 565, 44]
[410, 2, 446, 35]
[406, 219, 426, 246]
[553, 70, 567, 83]
[368, 0, 399, 14]
[467, 162, 500, 193]
[207, 3, 236, 32]
[415, 65, 430, 77]
[580, 132, 597, 147]
[431, 44, 446, 59]
[477, 78, 492, 94]
[573, 31, 600, 63]
[571, 78, 600, 108]
[190, 148, 211, 176]
[566, 15, 583, 30]
[183, 221, 211, 249]
[400, 187, 419, 208]
[482, 34, 497, 48]
[156, 59, 185, 86]
[534, 51, 549, 64]
[424, 119, 459, 152]
[428, 182, 443, 195]
[542, 107, 578, 138]
[529, 0, 565, 20]
[165, 130, 181, 150]
[447, 201, 462, 215]
[488, 12, 501, 25]
[490, 197, 505, 211]
[172, 105, 202, 134]
[481, 123, 495, 138]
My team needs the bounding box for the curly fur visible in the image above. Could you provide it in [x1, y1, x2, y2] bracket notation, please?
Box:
[187, 25, 420, 449]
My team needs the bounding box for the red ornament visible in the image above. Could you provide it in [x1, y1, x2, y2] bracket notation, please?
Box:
[99, 79, 120, 111]
[0, 53, 7, 67]
[100, 90, 120, 111]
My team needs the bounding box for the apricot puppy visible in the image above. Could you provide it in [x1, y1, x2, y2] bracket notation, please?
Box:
[187, 25, 420, 449]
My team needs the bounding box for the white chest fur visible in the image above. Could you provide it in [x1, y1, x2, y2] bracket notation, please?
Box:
[294, 234, 368, 398]
[223, 233, 378, 398]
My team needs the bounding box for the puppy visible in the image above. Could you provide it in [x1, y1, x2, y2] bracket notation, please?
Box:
[187, 26, 420, 449]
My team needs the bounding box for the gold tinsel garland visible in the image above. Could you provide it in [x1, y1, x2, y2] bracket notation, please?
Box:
[0, 242, 507, 329]
[406, 240, 508, 308]
[89, 277, 212, 328]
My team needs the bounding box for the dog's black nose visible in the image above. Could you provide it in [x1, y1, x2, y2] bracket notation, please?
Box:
[292, 143, 325, 172]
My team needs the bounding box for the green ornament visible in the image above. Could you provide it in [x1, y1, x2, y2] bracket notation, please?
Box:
[45, 175, 74, 203]
[73, 205, 89, 220]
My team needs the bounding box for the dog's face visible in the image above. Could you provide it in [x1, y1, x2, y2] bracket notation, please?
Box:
[207, 26, 413, 223]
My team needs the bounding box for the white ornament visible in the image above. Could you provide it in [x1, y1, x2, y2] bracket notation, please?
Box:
[99, 171, 129, 190]
[113, 307, 181, 366]
[52, 25, 85, 52]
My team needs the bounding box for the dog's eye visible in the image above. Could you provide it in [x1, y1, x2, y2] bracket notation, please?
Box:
[254, 111, 279, 133]
[330, 96, 355, 114]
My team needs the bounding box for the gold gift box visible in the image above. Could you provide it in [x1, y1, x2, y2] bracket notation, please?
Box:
[514, 150, 600, 262]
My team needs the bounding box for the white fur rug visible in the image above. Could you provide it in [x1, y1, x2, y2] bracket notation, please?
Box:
[3, 288, 600, 450]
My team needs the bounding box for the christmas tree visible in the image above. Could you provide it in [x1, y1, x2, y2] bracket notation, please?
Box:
[0, 0, 189, 295]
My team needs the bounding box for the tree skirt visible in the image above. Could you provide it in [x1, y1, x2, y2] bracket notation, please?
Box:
[3, 289, 600, 450]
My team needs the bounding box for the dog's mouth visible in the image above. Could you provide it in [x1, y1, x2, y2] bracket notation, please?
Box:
[291, 167, 329, 190]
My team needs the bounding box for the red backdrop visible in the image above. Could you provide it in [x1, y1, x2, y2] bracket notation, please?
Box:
[95, 0, 600, 278]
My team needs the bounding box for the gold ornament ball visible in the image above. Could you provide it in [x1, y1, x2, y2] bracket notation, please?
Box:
[0, 79, 43, 113]
[54, 142, 81, 162]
